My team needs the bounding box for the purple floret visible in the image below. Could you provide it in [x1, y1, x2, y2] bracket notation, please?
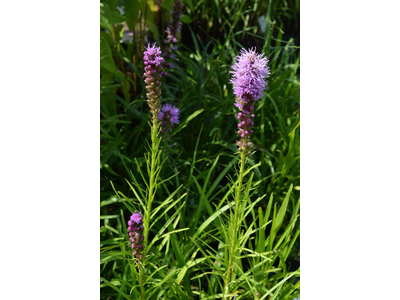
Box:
[144, 43, 164, 67]
[158, 104, 180, 140]
[131, 212, 143, 224]
[159, 104, 180, 124]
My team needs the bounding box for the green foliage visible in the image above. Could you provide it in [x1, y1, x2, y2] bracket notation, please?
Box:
[100, 0, 299, 298]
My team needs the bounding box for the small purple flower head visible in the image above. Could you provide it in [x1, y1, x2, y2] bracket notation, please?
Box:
[158, 104, 180, 140]
[230, 48, 270, 154]
[127, 211, 145, 260]
[143, 43, 164, 124]
[159, 104, 180, 124]
[130, 212, 143, 224]
[230, 48, 270, 102]
[144, 43, 164, 67]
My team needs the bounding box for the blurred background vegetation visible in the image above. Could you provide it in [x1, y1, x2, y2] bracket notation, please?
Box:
[101, 0, 299, 298]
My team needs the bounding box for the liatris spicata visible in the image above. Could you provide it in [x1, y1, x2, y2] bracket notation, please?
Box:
[144, 43, 164, 124]
[163, 0, 182, 71]
[128, 211, 145, 259]
[158, 104, 180, 140]
[230, 48, 270, 153]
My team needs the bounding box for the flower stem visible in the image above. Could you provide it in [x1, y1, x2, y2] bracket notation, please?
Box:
[144, 119, 159, 248]
[139, 262, 145, 299]
[224, 150, 246, 295]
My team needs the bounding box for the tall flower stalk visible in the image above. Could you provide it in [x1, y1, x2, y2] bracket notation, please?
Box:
[225, 48, 270, 294]
[128, 42, 164, 298]
[143, 43, 164, 249]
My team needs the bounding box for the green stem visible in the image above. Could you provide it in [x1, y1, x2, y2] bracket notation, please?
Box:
[139, 262, 145, 299]
[144, 119, 159, 248]
[140, 118, 159, 298]
[224, 150, 246, 295]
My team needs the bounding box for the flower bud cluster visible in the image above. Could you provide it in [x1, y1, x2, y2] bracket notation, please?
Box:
[144, 43, 164, 123]
[237, 109, 255, 152]
[128, 211, 145, 259]
[163, 1, 182, 71]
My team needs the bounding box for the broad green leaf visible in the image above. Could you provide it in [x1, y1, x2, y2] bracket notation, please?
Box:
[100, 38, 117, 73]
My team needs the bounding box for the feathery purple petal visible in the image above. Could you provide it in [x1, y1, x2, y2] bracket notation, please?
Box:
[230, 48, 270, 153]
[158, 104, 180, 140]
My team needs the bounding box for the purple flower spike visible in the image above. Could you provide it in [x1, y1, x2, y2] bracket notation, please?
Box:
[163, 1, 182, 71]
[230, 48, 270, 154]
[143, 43, 164, 124]
[127, 211, 145, 260]
[158, 104, 180, 141]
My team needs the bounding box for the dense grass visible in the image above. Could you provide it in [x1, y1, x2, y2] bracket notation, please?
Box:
[101, 0, 300, 298]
